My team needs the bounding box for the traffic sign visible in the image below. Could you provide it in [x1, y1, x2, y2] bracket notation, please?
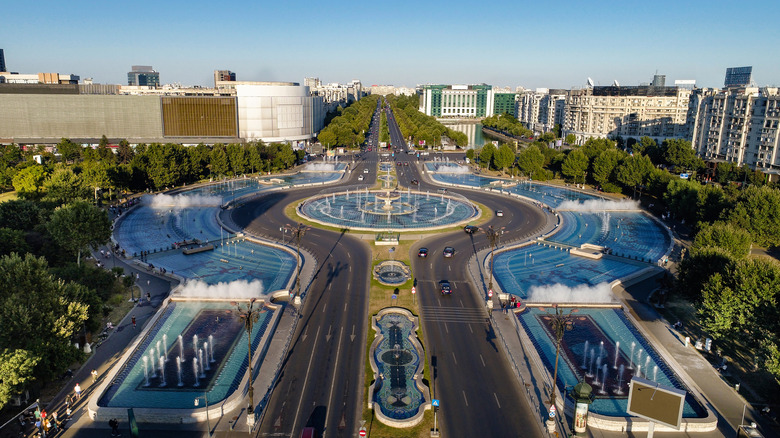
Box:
[549, 405, 556, 417]
[411, 287, 416, 295]
[391, 294, 397, 300]
[432, 399, 440, 407]
[488, 288, 493, 298]
[359, 427, 367, 437]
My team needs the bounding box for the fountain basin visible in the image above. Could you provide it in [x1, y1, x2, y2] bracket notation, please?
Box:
[369, 308, 430, 427]
[373, 261, 411, 286]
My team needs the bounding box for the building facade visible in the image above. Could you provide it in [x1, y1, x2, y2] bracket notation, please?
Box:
[127, 66, 160, 87]
[419, 84, 494, 118]
[690, 86, 780, 176]
[493, 93, 518, 118]
[214, 70, 236, 87]
[0, 49, 6, 73]
[561, 85, 692, 145]
[235, 82, 324, 142]
[518, 89, 566, 134]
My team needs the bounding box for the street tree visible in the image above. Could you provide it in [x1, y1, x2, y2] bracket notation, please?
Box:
[591, 149, 623, 188]
[561, 149, 588, 184]
[47, 200, 111, 265]
[44, 167, 90, 204]
[493, 144, 515, 175]
[727, 185, 780, 247]
[615, 153, 653, 197]
[12, 165, 49, 199]
[517, 146, 544, 179]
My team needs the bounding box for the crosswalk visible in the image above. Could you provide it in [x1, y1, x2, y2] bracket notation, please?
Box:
[420, 305, 489, 324]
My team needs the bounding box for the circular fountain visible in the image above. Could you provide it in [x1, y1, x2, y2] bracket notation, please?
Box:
[373, 261, 412, 286]
[299, 188, 479, 231]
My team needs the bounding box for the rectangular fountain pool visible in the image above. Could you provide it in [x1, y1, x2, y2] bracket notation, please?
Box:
[99, 301, 276, 408]
[517, 307, 707, 418]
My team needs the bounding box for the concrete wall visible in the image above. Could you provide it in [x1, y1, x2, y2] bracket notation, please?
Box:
[236, 84, 316, 142]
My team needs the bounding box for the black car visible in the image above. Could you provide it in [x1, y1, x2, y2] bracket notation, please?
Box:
[439, 280, 452, 295]
[443, 246, 455, 258]
[464, 225, 479, 234]
[411, 179, 419, 185]
[418, 247, 428, 257]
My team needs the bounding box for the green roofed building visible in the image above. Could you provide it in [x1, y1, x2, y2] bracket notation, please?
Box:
[419, 84, 495, 118]
[493, 92, 518, 118]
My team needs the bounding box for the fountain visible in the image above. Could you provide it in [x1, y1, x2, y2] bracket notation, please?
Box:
[209, 335, 215, 363]
[176, 356, 184, 387]
[203, 343, 210, 370]
[636, 364, 642, 379]
[598, 341, 604, 361]
[644, 356, 651, 374]
[613, 341, 620, 369]
[158, 356, 166, 387]
[142, 356, 150, 386]
[636, 349, 643, 371]
[193, 358, 200, 387]
[193, 334, 199, 358]
[601, 364, 608, 394]
[587, 349, 595, 377]
[616, 364, 625, 395]
[198, 349, 206, 378]
[178, 334, 184, 361]
[629, 342, 636, 369]
[581, 340, 589, 369]
[163, 334, 168, 362]
[156, 340, 162, 364]
[149, 353, 157, 378]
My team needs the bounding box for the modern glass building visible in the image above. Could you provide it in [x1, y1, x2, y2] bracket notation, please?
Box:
[493, 92, 517, 118]
[419, 84, 494, 118]
[127, 65, 160, 87]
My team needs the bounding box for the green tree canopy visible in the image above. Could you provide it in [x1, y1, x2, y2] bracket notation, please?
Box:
[561, 149, 588, 183]
[517, 145, 544, 178]
[44, 167, 90, 204]
[493, 144, 515, 174]
[591, 149, 623, 187]
[726, 185, 780, 247]
[47, 200, 111, 265]
[12, 165, 49, 199]
[615, 154, 653, 197]
[0, 349, 39, 409]
[692, 222, 752, 258]
[478, 143, 496, 170]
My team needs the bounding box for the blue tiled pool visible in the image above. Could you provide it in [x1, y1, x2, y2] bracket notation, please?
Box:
[518, 307, 707, 418]
[100, 301, 276, 408]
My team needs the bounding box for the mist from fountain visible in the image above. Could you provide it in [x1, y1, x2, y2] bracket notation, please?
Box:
[613, 341, 620, 369]
[644, 356, 651, 374]
[176, 356, 183, 387]
[158, 356, 166, 387]
[600, 364, 609, 394]
[203, 342, 211, 370]
[149, 353, 157, 378]
[581, 340, 589, 369]
[208, 335, 215, 363]
[588, 349, 595, 377]
[198, 349, 206, 378]
[178, 334, 184, 361]
[193, 334, 199, 358]
[193, 358, 200, 387]
[629, 342, 636, 369]
[163, 334, 169, 362]
[143, 356, 150, 386]
[616, 364, 625, 395]
[653, 365, 658, 382]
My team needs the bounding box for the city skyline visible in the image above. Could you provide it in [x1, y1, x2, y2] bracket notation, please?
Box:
[3, 0, 780, 89]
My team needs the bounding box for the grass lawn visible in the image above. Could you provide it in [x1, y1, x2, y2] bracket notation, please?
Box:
[657, 294, 780, 407]
[361, 242, 436, 438]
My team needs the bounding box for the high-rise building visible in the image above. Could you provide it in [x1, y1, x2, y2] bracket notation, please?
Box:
[690, 86, 780, 177]
[419, 84, 494, 118]
[127, 65, 160, 87]
[562, 85, 692, 144]
[724, 66, 753, 88]
[518, 89, 567, 134]
[0, 49, 6, 73]
[493, 93, 518, 118]
[651, 74, 666, 87]
[214, 70, 236, 87]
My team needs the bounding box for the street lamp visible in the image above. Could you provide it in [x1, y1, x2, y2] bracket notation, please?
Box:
[484, 225, 505, 300]
[538, 304, 578, 431]
[228, 298, 266, 426]
[283, 223, 310, 305]
[194, 393, 211, 436]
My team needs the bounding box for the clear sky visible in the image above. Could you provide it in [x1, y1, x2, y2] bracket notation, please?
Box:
[3, 0, 779, 90]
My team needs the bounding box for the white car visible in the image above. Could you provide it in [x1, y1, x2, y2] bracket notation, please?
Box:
[496, 210, 504, 217]
[358, 175, 364, 181]
[363, 168, 369, 174]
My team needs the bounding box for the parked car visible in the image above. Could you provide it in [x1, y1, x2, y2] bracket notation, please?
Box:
[443, 246, 455, 258]
[418, 247, 428, 257]
[464, 225, 479, 234]
[439, 280, 452, 295]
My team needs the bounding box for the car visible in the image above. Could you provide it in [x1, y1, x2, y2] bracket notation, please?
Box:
[411, 179, 419, 185]
[418, 247, 428, 257]
[363, 168, 369, 174]
[439, 280, 452, 295]
[404, 162, 409, 166]
[397, 162, 402, 166]
[464, 225, 479, 234]
[358, 175, 364, 181]
[496, 210, 504, 217]
[437, 188, 447, 193]
[443, 246, 455, 258]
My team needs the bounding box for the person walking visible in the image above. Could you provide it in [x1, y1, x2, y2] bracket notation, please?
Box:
[74, 383, 82, 399]
[91, 369, 98, 383]
[131, 315, 136, 329]
[146, 292, 151, 305]
[109, 418, 120, 436]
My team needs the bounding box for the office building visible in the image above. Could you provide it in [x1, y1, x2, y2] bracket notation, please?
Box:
[689, 86, 780, 178]
[651, 74, 666, 87]
[214, 70, 236, 87]
[0, 49, 6, 72]
[724, 66, 753, 88]
[561, 83, 692, 144]
[307, 79, 364, 104]
[493, 93, 518, 118]
[419, 84, 494, 118]
[127, 65, 160, 87]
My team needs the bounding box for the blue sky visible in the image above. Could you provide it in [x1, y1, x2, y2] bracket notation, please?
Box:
[3, 0, 779, 89]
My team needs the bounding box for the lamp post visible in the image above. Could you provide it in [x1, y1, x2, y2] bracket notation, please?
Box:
[484, 225, 505, 301]
[539, 304, 578, 433]
[228, 298, 265, 427]
[194, 393, 211, 436]
[283, 223, 310, 306]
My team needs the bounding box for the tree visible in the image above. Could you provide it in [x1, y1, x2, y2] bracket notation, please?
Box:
[591, 149, 622, 187]
[478, 143, 496, 170]
[664, 179, 701, 224]
[0, 228, 30, 257]
[675, 246, 736, 302]
[48, 200, 111, 265]
[662, 138, 701, 171]
[615, 154, 653, 197]
[227, 143, 248, 175]
[0, 349, 39, 409]
[564, 134, 576, 145]
[44, 167, 90, 204]
[56, 138, 82, 163]
[210, 144, 230, 177]
[692, 222, 752, 258]
[0, 253, 89, 400]
[81, 160, 114, 202]
[493, 144, 515, 175]
[727, 185, 780, 247]
[116, 139, 134, 164]
[144, 143, 191, 189]
[561, 149, 588, 184]
[12, 165, 49, 199]
[632, 136, 657, 156]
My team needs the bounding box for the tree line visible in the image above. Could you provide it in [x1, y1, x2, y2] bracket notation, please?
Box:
[316, 95, 379, 148]
[385, 95, 468, 148]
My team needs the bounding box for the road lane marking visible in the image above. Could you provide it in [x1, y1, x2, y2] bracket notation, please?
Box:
[292, 326, 320, 433]
[322, 303, 327, 313]
[443, 323, 449, 334]
[468, 324, 473, 334]
[324, 326, 345, 435]
[344, 302, 347, 312]
[494, 393, 501, 408]
[452, 352, 457, 365]
[462, 391, 469, 407]
[480, 354, 485, 367]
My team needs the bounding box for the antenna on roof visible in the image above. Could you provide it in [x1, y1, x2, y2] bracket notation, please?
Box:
[587, 77, 594, 87]
[613, 80, 620, 87]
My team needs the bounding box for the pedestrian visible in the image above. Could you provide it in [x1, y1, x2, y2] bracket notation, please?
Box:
[109, 418, 120, 436]
[146, 292, 151, 305]
[51, 411, 58, 431]
[65, 405, 72, 419]
[74, 383, 82, 399]
[131, 315, 136, 329]
[91, 369, 98, 383]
